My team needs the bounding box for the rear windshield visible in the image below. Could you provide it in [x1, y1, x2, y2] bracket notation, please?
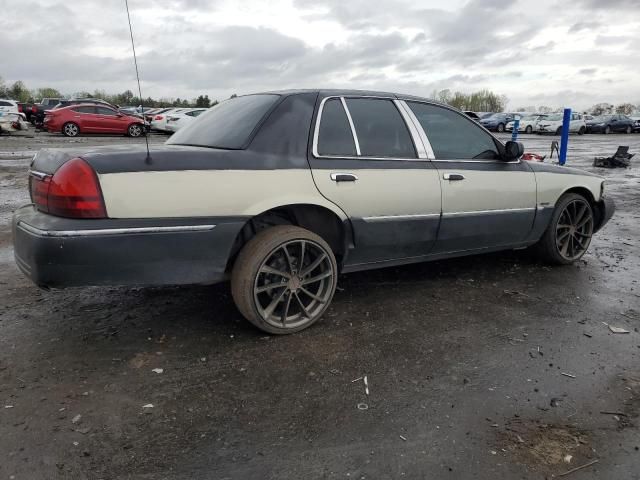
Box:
[167, 94, 280, 149]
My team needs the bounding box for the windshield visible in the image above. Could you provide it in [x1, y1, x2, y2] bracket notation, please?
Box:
[545, 114, 562, 121]
[167, 94, 280, 149]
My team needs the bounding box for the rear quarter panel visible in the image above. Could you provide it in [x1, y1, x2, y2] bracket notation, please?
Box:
[98, 169, 347, 220]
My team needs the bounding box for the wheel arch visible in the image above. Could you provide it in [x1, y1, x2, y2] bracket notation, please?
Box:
[225, 203, 354, 273]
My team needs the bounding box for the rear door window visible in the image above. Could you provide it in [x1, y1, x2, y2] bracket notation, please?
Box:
[73, 106, 96, 114]
[168, 94, 279, 149]
[317, 99, 357, 157]
[407, 102, 500, 160]
[345, 98, 416, 158]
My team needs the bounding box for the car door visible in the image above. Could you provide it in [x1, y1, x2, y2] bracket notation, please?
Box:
[405, 101, 537, 253]
[70, 106, 97, 131]
[308, 95, 442, 267]
[95, 106, 125, 132]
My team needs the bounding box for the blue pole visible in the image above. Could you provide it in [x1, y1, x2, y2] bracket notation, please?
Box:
[559, 108, 571, 165]
[511, 117, 520, 142]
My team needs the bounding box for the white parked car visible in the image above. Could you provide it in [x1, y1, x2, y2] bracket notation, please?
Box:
[537, 113, 586, 135]
[506, 114, 548, 134]
[13, 89, 614, 335]
[0, 99, 20, 117]
[150, 108, 189, 132]
[165, 108, 207, 132]
[0, 112, 30, 135]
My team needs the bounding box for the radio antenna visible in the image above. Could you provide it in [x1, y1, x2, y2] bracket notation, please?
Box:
[125, 0, 151, 163]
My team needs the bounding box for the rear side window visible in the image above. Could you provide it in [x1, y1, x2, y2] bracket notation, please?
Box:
[407, 102, 499, 160]
[168, 94, 279, 149]
[345, 98, 416, 158]
[73, 106, 95, 114]
[0, 101, 11, 106]
[317, 99, 357, 156]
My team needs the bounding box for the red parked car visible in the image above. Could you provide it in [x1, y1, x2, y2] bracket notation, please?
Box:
[44, 104, 146, 137]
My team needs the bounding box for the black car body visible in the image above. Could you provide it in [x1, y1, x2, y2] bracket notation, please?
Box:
[586, 114, 634, 134]
[31, 98, 63, 126]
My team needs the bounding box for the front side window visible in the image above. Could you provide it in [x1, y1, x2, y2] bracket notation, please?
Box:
[317, 99, 357, 156]
[168, 94, 279, 149]
[345, 98, 416, 158]
[407, 102, 500, 160]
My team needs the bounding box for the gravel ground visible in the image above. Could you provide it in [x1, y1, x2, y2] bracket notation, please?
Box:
[1, 131, 639, 479]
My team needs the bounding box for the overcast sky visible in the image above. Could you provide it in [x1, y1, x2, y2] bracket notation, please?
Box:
[1, 0, 639, 109]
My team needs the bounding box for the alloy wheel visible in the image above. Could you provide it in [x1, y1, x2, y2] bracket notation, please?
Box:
[64, 123, 79, 136]
[253, 239, 335, 330]
[555, 199, 594, 261]
[129, 124, 142, 137]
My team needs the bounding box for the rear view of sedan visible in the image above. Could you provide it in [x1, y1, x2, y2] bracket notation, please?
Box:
[44, 104, 146, 137]
[165, 108, 207, 132]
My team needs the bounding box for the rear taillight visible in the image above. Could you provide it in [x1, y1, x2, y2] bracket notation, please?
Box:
[32, 106, 37, 113]
[29, 158, 106, 218]
[154, 115, 163, 120]
[18, 104, 23, 112]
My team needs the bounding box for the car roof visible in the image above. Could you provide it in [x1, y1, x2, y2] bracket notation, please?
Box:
[64, 103, 116, 110]
[245, 88, 455, 110]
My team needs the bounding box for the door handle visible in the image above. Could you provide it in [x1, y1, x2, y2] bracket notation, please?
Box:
[330, 172, 358, 182]
[443, 173, 465, 181]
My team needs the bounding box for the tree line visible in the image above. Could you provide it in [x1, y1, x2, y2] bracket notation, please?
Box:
[0, 77, 220, 108]
[431, 88, 639, 115]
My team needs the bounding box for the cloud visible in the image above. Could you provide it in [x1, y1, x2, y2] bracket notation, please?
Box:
[0, 0, 639, 110]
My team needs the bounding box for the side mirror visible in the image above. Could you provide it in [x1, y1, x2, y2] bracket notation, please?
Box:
[504, 141, 524, 160]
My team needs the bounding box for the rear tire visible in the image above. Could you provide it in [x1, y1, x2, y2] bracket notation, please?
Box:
[534, 193, 594, 265]
[525, 125, 533, 134]
[555, 127, 562, 135]
[578, 126, 586, 135]
[604, 125, 611, 134]
[497, 123, 505, 133]
[231, 225, 338, 334]
[62, 122, 79, 137]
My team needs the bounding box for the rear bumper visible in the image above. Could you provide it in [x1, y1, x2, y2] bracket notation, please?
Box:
[594, 196, 615, 232]
[12, 206, 247, 288]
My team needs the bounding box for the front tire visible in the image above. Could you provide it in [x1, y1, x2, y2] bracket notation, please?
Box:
[128, 123, 143, 137]
[578, 126, 586, 135]
[497, 123, 505, 133]
[62, 122, 79, 137]
[604, 125, 611, 134]
[525, 125, 533, 134]
[535, 193, 594, 265]
[231, 225, 338, 334]
[626, 126, 632, 134]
